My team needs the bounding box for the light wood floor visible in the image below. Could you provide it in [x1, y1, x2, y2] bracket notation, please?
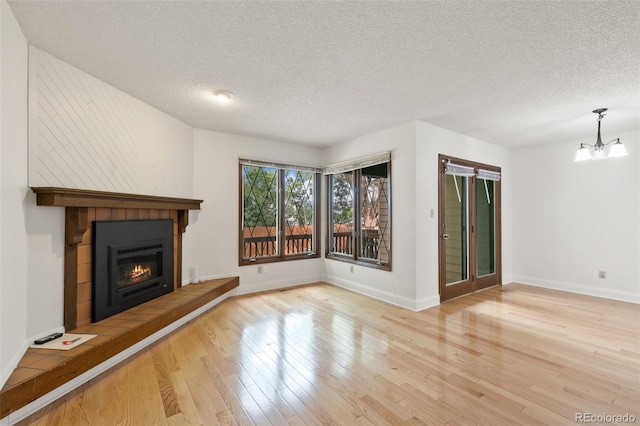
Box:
[16, 283, 640, 425]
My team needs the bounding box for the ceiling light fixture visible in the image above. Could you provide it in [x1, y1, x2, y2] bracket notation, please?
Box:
[213, 90, 234, 104]
[575, 108, 627, 161]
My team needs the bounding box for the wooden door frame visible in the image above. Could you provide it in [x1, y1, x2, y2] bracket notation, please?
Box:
[438, 155, 502, 302]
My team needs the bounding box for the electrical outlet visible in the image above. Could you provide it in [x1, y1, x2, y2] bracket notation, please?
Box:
[350, 265, 354, 273]
[258, 265, 266, 274]
[598, 270, 606, 279]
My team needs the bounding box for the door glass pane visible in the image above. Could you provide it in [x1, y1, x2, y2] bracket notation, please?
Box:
[444, 174, 468, 285]
[330, 172, 353, 255]
[359, 163, 389, 263]
[284, 170, 315, 255]
[476, 179, 495, 276]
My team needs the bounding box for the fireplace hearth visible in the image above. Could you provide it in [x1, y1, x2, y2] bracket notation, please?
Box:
[93, 220, 174, 322]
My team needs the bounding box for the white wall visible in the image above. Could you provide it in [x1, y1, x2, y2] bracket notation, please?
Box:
[322, 121, 419, 309]
[512, 129, 640, 303]
[191, 129, 324, 294]
[28, 47, 194, 198]
[0, 0, 29, 386]
[415, 121, 513, 307]
[24, 202, 64, 338]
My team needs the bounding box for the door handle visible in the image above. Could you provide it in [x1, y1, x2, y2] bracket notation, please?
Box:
[442, 234, 449, 240]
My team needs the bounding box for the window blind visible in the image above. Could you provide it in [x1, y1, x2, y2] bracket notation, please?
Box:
[323, 152, 391, 175]
[444, 162, 475, 177]
[477, 169, 501, 181]
[239, 158, 322, 173]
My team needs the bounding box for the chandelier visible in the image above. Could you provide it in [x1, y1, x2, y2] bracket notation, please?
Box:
[575, 108, 627, 161]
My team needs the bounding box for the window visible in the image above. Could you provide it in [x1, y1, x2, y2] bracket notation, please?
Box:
[326, 153, 391, 270]
[240, 159, 321, 265]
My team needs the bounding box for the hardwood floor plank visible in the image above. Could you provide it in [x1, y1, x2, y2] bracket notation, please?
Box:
[372, 376, 450, 425]
[359, 393, 408, 424]
[208, 373, 255, 425]
[13, 282, 639, 425]
[150, 344, 182, 418]
[224, 374, 270, 425]
[275, 384, 326, 425]
[244, 382, 289, 425]
[223, 349, 297, 420]
[214, 409, 238, 426]
[169, 369, 210, 425]
[186, 370, 227, 417]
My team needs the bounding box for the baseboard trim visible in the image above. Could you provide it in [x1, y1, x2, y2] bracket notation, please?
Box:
[415, 295, 440, 311]
[323, 274, 425, 311]
[192, 273, 236, 283]
[194, 273, 321, 296]
[513, 275, 640, 304]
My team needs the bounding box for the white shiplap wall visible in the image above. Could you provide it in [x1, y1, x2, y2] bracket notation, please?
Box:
[28, 46, 193, 198]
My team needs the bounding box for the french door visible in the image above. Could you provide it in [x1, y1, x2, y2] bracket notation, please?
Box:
[438, 155, 502, 302]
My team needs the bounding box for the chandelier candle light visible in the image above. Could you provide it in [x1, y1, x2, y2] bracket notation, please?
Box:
[575, 108, 628, 161]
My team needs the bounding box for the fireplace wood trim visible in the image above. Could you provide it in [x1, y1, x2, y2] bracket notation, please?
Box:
[64, 208, 89, 329]
[32, 187, 203, 331]
[32, 187, 203, 210]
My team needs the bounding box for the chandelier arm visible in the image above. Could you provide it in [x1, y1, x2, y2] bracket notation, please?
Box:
[603, 138, 621, 147]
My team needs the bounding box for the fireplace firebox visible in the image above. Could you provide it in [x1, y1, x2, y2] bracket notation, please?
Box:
[93, 220, 174, 322]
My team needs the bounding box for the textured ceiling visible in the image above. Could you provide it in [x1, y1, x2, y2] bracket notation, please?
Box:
[8, 1, 640, 148]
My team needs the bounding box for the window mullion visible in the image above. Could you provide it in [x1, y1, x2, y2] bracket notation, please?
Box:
[312, 173, 320, 255]
[278, 169, 285, 259]
[353, 169, 360, 260]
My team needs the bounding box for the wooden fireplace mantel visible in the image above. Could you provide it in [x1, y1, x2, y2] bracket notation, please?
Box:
[32, 187, 203, 210]
[31, 187, 203, 331]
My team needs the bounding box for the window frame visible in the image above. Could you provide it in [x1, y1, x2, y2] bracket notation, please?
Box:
[325, 160, 392, 271]
[239, 162, 321, 266]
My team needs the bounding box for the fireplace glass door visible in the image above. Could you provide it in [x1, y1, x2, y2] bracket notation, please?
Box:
[116, 245, 163, 288]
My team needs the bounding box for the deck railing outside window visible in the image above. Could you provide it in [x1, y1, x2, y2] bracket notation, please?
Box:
[243, 229, 379, 259]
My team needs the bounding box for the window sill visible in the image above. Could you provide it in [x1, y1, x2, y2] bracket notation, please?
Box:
[240, 253, 320, 266]
[324, 253, 391, 271]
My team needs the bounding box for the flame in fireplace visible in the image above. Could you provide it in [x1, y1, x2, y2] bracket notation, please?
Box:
[130, 264, 152, 282]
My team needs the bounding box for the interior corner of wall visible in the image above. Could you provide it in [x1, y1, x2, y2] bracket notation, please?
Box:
[0, 337, 30, 390]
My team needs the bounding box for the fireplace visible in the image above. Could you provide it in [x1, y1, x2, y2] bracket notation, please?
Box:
[93, 220, 174, 322]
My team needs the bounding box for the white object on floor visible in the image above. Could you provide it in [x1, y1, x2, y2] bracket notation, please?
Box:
[29, 333, 97, 351]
